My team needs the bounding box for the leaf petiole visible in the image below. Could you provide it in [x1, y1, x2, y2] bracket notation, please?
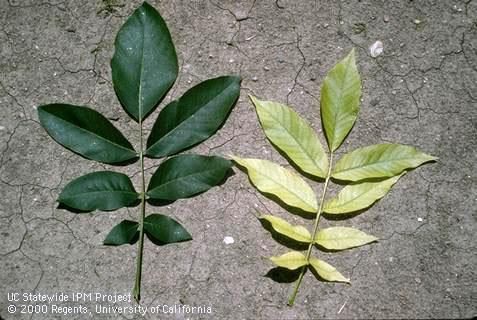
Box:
[288, 152, 334, 306]
[133, 116, 147, 303]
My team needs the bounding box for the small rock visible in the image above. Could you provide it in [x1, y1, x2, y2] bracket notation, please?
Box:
[323, 23, 329, 28]
[235, 11, 248, 21]
[263, 66, 270, 71]
[452, 5, 462, 13]
[229, 59, 234, 63]
[0, 126, 5, 131]
[223, 236, 234, 244]
[415, 277, 421, 284]
[66, 26, 76, 33]
[208, 54, 214, 59]
[414, 18, 421, 25]
[370, 98, 379, 106]
[417, 217, 423, 222]
[369, 40, 384, 57]
[251, 76, 258, 82]
[383, 15, 390, 22]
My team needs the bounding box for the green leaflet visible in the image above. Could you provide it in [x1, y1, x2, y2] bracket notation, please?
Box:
[270, 251, 308, 270]
[111, 2, 178, 121]
[147, 155, 232, 201]
[309, 257, 350, 283]
[146, 76, 241, 158]
[38, 104, 137, 164]
[261, 215, 312, 243]
[250, 96, 328, 178]
[232, 157, 318, 213]
[144, 214, 192, 245]
[58, 171, 139, 211]
[332, 144, 437, 181]
[315, 227, 378, 250]
[104, 220, 139, 246]
[321, 49, 361, 152]
[324, 174, 403, 214]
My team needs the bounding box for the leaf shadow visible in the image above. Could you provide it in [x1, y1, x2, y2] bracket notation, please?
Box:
[313, 240, 378, 253]
[146, 167, 235, 207]
[111, 156, 140, 166]
[56, 203, 91, 214]
[259, 218, 309, 251]
[57, 199, 141, 214]
[145, 232, 192, 246]
[331, 176, 389, 186]
[322, 207, 370, 221]
[265, 267, 302, 283]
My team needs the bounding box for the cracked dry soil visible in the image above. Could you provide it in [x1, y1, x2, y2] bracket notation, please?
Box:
[0, 0, 476, 319]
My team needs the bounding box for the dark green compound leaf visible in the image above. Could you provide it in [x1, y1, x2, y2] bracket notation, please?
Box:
[145, 76, 241, 158]
[111, 2, 178, 121]
[144, 214, 192, 245]
[58, 171, 139, 211]
[104, 220, 139, 246]
[38, 104, 137, 164]
[147, 155, 232, 201]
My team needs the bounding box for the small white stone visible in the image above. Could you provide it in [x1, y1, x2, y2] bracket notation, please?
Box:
[369, 40, 384, 58]
[417, 217, 423, 222]
[251, 76, 258, 82]
[223, 236, 234, 244]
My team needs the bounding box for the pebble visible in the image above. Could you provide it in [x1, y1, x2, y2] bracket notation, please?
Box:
[417, 217, 423, 222]
[414, 19, 421, 25]
[369, 40, 384, 57]
[452, 5, 463, 13]
[223, 236, 234, 245]
[0, 126, 5, 131]
[383, 15, 390, 22]
[263, 66, 270, 71]
[235, 11, 249, 21]
[251, 76, 258, 82]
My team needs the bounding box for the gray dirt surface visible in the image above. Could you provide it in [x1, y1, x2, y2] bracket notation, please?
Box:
[1, 0, 476, 319]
